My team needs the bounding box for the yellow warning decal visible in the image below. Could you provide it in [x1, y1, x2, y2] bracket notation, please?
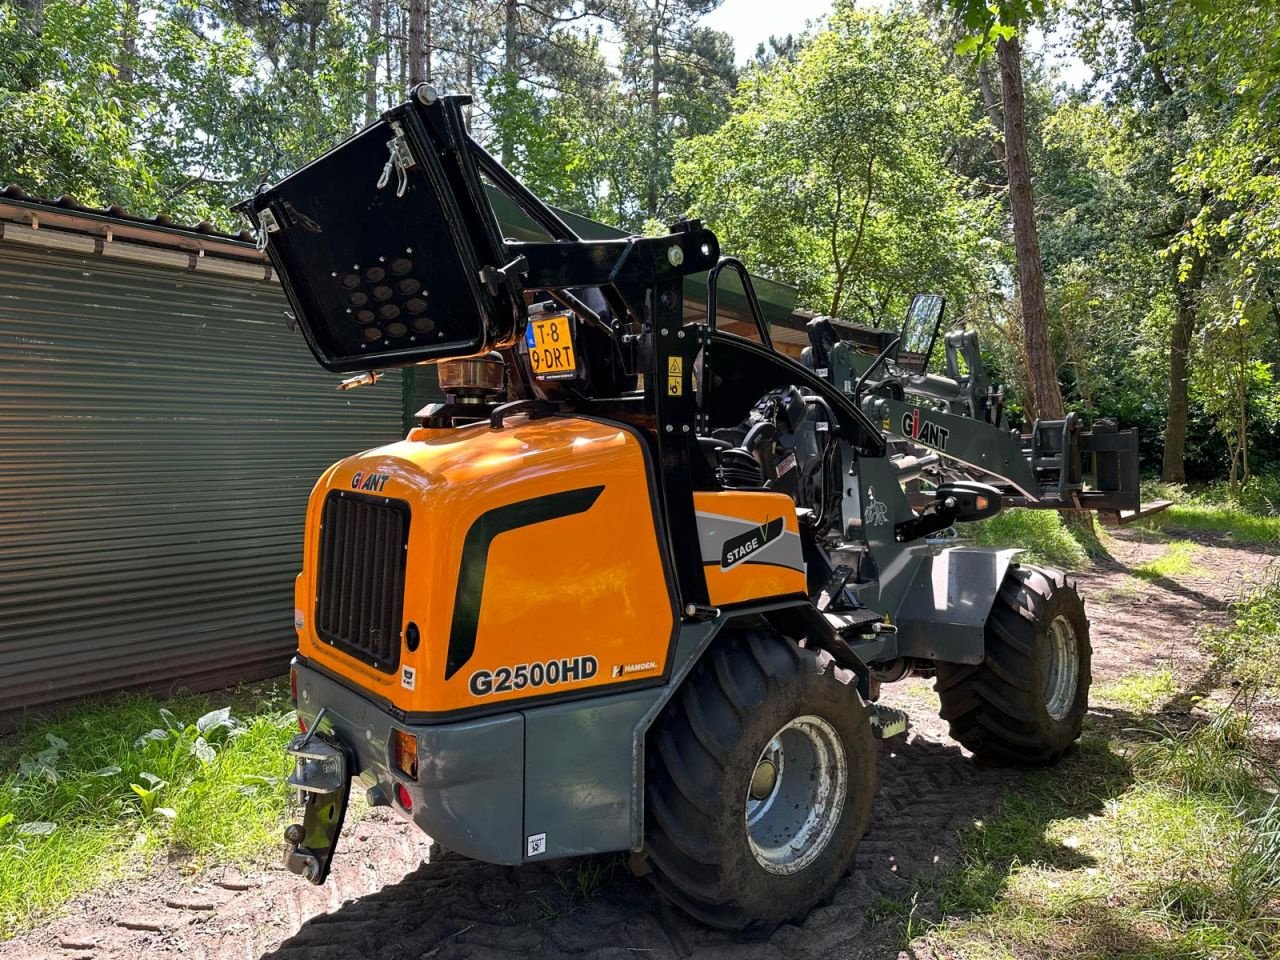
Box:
[668, 376, 683, 396]
[668, 356, 683, 376]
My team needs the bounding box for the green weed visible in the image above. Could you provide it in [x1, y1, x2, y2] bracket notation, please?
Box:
[916, 708, 1280, 958]
[1133, 540, 1201, 580]
[1093, 668, 1178, 713]
[1148, 504, 1280, 543]
[0, 681, 295, 934]
[967, 508, 1090, 569]
[1205, 573, 1280, 697]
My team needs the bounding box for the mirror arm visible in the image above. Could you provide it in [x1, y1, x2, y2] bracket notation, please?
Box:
[852, 335, 901, 402]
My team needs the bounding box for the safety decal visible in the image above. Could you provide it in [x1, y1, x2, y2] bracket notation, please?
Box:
[527, 833, 547, 857]
[468, 656, 598, 697]
[401, 665, 416, 690]
[293, 609, 305, 630]
[667, 356, 683, 397]
[721, 516, 785, 570]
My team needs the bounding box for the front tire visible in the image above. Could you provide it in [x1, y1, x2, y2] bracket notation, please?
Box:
[643, 630, 877, 932]
[935, 564, 1090, 766]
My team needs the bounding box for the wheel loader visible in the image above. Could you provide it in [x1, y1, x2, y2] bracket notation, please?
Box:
[801, 294, 1145, 517]
[249, 86, 1091, 933]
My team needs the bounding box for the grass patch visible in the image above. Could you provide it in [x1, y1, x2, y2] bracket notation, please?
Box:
[1133, 540, 1202, 581]
[1093, 668, 1178, 713]
[1158, 504, 1280, 543]
[968, 508, 1090, 570]
[0, 681, 295, 934]
[1204, 573, 1280, 698]
[914, 712, 1280, 959]
[1091, 577, 1142, 603]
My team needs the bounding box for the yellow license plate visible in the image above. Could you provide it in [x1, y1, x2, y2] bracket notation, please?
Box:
[525, 314, 577, 379]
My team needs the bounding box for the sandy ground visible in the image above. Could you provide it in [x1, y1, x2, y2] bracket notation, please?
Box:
[5, 527, 1276, 960]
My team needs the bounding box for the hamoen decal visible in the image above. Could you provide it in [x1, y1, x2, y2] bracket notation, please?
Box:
[901, 408, 950, 451]
[721, 516, 785, 570]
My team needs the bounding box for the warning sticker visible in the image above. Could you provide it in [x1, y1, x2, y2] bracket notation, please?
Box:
[527, 833, 547, 857]
[668, 375, 683, 396]
[668, 356, 683, 375]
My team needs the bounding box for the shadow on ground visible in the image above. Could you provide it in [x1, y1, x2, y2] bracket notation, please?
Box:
[262, 735, 1024, 960]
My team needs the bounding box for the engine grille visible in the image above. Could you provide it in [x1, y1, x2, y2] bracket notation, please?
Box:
[315, 491, 410, 672]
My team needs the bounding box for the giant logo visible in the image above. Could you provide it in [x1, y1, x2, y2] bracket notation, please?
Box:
[901, 408, 950, 451]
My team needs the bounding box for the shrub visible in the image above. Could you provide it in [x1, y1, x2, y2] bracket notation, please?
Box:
[966, 508, 1090, 569]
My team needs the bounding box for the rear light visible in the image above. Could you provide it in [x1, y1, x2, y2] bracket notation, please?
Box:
[393, 729, 419, 780]
[394, 782, 413, 811]
[289, 666, 298, 704]
[298, 714, 308, 732]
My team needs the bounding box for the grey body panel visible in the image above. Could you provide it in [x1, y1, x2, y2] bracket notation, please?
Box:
[846, 455, 1017, 665]
[891, 547, 1020, 661]
[294, 613, 791, 863]
[524, 687, 664, 859]
[295, 662, 526, 863]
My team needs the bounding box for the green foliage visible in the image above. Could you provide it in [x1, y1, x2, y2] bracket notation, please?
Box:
[1092, 668, 1178, 713]
[921, 705, 1280, 959]
[0, 683, 295, 934]
[1204, 574, 1280, 697]
[966, 508, 1090, 569]
[675, 3, 993, 321]
[1151, 504, 1280, 544]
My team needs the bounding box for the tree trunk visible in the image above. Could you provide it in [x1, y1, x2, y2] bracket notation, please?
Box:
[407, 0, 426, 87]
[1162, 248, 1205, 483]
[975, 59, 1006, 166]
[996, 34, 1063, 423]
[365, 0, 383, 123]
[119, 0, 139, 85]
[648, 28, 661, 219]
[500, 0, 519, 165]
[16, 0, 43, 35]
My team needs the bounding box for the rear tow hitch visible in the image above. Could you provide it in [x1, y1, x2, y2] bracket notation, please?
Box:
[283, 721, 352, 884]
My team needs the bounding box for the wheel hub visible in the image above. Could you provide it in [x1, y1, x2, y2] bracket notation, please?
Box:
[1042, 614, 1080, 721]
[749, 758, 778, 801]
[744, 715, 848, 876]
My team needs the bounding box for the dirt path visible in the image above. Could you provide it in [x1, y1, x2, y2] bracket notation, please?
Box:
[6, 530, 1276, 960]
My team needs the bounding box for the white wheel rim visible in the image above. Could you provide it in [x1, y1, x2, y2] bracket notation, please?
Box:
[1042, 614, 1080, 721]
[744, 715, 847, 876]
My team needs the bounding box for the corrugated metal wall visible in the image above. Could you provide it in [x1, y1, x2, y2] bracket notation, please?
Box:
[0, 244, 408, 725]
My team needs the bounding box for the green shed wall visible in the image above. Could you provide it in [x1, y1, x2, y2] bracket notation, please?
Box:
[0, 243, 410, 725]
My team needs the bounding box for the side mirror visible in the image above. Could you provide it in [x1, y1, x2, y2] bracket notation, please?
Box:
[937, 480, 1002, 523]
[896, 293, 945, 374]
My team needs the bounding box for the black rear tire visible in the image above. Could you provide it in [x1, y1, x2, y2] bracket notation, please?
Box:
[643, 630, 877, 932]
[935, 564, 1090, 766]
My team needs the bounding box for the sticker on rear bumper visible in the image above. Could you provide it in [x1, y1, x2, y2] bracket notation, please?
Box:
[468, 656, 598, 697]
[527, 832, 547, 857]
